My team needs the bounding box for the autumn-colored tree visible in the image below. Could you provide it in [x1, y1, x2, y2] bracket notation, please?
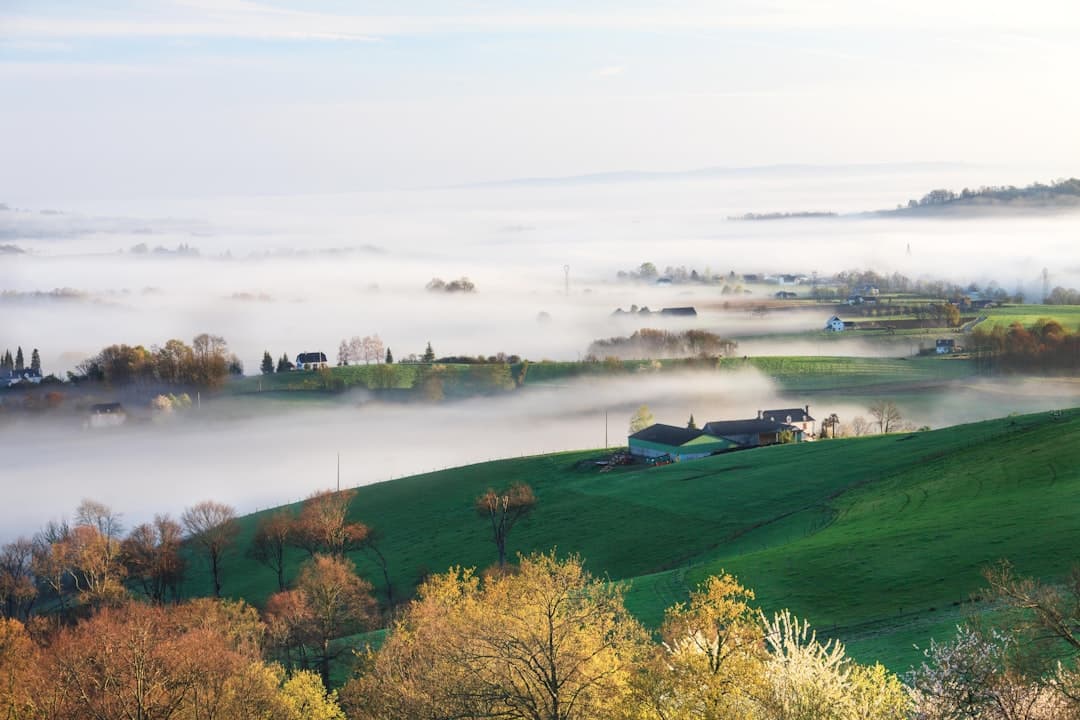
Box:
[298, 555, 377, 686]
[120, 514, 186, 604]
[291, 489, 368, 559]
[65, 522, 127, 608]
[267, 555, 376, 686]
[182, 500, 239, 598]
[475, 482, 536, 568]
[344, 552, 649, 720]
[629, 404, 655, 434]
[251, 510, 294, 591]
[649, 573, 767, 719]
[0, 618, 38, 719]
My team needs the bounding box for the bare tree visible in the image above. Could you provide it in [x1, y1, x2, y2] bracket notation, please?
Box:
[868, 400, 902, 434]
[251, 510, 294, 592]
[475, 483, 536, 569]
[849, 416, 871, 437]
[181, 501, 238, 598]
[120, 514, 185, 604]
[361, 335, 385, 365]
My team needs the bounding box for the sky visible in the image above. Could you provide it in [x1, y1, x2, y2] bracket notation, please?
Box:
[2, 0, 1080, 208]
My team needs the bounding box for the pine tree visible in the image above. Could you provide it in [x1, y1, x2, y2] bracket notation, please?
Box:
[687, 413, 697, 430]
[261, 350, 274, 375]
[14, 347, 23, 371]
[385, 347, 394, 364]
[1, 350, 11, 373]
[277, 353, 294, 373]
[422, 342, 435, 363]
[30, 348, 41, 374]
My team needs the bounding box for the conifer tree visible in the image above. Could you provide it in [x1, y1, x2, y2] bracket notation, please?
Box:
[276, 353, 294, 373]
[260, 350, 274, 375]
[385, 347, 394, 364]
[14, 347, 23, 371]
[30, 348, 41, 374]
[421, 342, 435, 363]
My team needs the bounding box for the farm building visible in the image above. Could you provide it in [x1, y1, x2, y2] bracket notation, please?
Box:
[702, 418, 805, 447]
[758, 406, 815, 437]
[825, 315, 857, 332]
[628, 424, 738, 462]
[775, 291, 797, 299]
[936, 338, 956, 354]
[2, 369, 42, 388]
[87, 402, 126, 429]
[660, 307, 698, 317]
[295, 351, 329, 370]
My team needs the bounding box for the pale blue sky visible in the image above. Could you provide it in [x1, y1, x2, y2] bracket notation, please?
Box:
[2, 0, 1079, 205]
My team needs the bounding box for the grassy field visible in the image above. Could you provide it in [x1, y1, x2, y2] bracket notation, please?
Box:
[191, 408, 1080, 674]
[976, 304, 1080, 330]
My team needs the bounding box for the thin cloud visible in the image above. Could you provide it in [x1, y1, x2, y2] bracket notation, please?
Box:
[595, 65, 625, 78]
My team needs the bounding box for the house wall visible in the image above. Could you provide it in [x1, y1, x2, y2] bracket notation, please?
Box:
[629, 437, 733, 461]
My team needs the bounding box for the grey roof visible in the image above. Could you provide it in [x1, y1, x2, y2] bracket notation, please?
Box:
[296, 351, 328, 364]
[629, 423, 703, 446]
[760, 407, 814, 423]
[660, 307, 698, 316]
[702, 419, 796, 438]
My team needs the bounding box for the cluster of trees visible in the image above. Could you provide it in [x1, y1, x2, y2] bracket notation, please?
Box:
[335, 335, 390, 366]
[0, 600, 347, 719]
[969, 319, 1080, 372]
[260, 351, 297, 374]
[72, 334, 242, 388]
[341, 554, 911, 720]
[589, 328, 738, 360]
[902, 177, 1080, 209]
[426, 277, 476, 293]
[1047, 286, 1080, 305]
[0, 347, 41, 375]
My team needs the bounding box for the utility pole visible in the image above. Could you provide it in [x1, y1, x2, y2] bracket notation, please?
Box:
[564, 265, 570, 297]
[604, 410, 608, 449]
[336, 452, 340, 492]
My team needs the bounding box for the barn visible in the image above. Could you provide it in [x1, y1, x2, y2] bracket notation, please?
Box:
[628, 424, 738, 462]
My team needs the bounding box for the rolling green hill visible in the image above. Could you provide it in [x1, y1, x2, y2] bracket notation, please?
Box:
[196, 408, 1080, 673]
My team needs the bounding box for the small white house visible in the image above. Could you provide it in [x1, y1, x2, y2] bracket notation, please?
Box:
[295, 352, 329, 371]
[825, 315, 846, 332]
[936, 339, 956, 354]
[87, 403, 126, 429]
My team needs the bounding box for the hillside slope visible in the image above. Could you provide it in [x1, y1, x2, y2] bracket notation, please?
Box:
[201, 408, 1080, 672]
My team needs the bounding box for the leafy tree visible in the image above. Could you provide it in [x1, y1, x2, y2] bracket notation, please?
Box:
[182, 500, 239, 598]
[343, 552, 649, 720]
[29, 348, 40, 374]
[475, 483, 536, 568]
[338, 339, 350, 366]
[422, 341, 435, 363]
[868, 400, 902, 434]
[261, 350, 275, 374]
[629, 404, 655, 434]
[0, 539, 36, 621]
[651, 573, 767, 719]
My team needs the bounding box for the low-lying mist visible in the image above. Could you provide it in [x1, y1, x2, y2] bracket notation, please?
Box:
[3, 369, 1077, 544]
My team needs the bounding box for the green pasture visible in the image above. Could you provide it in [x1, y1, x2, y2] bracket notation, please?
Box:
[976, 304, 1080, 330]
[189, 408, 1080, 674]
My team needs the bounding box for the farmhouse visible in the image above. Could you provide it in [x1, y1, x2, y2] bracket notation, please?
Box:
[2, 369, 42, 388]
[628, 424, 738, 462]
[758, 406, 815, 437]
[87, 402, 126, 429]
[295, 351, 329, 370]
[775, 291, 798, 300]
[936, 338, 956, 354]
[825, 315, 856, 332]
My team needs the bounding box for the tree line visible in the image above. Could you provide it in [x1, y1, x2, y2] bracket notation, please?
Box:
[969, 319, 1080, 372]
[588, 328, 738, 360]
[70, 333, 242, 388]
